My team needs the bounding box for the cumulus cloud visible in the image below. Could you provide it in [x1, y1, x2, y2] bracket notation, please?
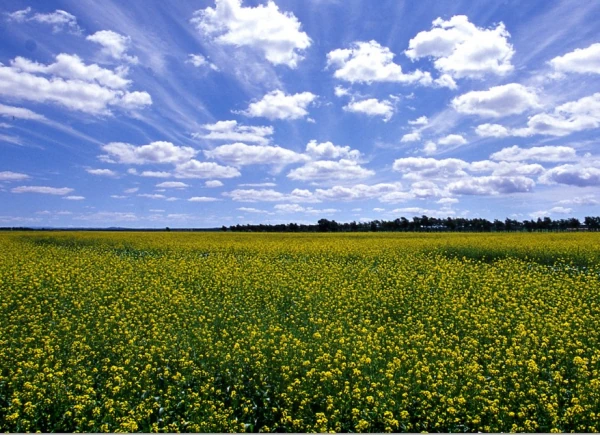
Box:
[343, 98, 394, 121]
[274, 204, 338, 214]
[476, 93, 600, 137]
[438, 134, 467, 146]
[195, 120, 273, 145]
[405, 15, 514, 79]
[156, 181, 188, 188]
[490, 145, 578, 162]
[205, 143, 308, 167]
[452, 84, 539, 118]
[0, 103, 46, 121]
[392, 207, 456, 217]
[174, 160, 241, 179]
[6, 7, 82, 34]
[138, 193, 166, 199]
[314, 182, 405, 202]
[186, 54, 219, 71]
[0, 171, 29, 181]
[305, 140, 361, 161]
[469, 160, 545, 177]
[408, 116, 429, 126]
[224, 188, 318, 203]
[87, 30, 138, 63]
[557, 195, 599, 206]
[0, 54, 152, 114]
[475, 123, 510, 137]
[539, 164, 600, 187]
[393, 157, 469, 179]
[239, 90, 316, 120]
[529, 207, 572, 218]
[12, 185, 74, 195]
[550, 43, 600, 75]
[188, 196, 219, 202]
[86, 168, 118, 177]
[448, 176, 535, 195]
[326, 40, 433, 85]
[205, 180, 224, 188]
[192, 0, 311, 68]
[288, 159, 374, 182]
[400, 132, 421, 143]
[101, 141, 197, 165]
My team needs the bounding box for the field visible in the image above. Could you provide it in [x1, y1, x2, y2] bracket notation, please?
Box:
[1, 231, 600, 433]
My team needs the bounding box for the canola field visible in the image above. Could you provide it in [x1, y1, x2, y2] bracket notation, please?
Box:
[1, 231, 600, 433]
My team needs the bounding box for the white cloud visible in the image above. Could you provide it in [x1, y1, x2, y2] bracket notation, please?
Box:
[6, 7, 82, 34]
[188, 196, 219, 202]
[539, 164, 600, 187]
[237, 207, 272, 214]
[64, 195, 85, 200]
[196, 121, 273, 145]
[343, 98, 394, 121]
[100, 141, 197, 165]
[86, 168, 118, 177]
[305, 140, 361, 161]
[87, 30, 138, 63]
[469, 160, 544, 177]
[437, 197, 459, 205]
[479, 93, 600, 137]
[287, 159, 374, 181]
[438, 134, 467, 146]
[550, 43, 600, 74]
[156, 181, 189, 188]
[405, 15, 514, 79]
[238, 182, 276, 187]
[530, 207, 572, 218]
[0, 54, 152, 114]
[452, 84, 539, 118]
[239, 90, 316, 120]
[124, 187, 139, 194]
[12, 185, 74, 195]
[314, 182, 404, 202]
[490, 145, 578, 162]
[393, 157, 468, 179]
[187, 54, 219, 71]
[0, 171, 29, 181]
[558, 195, 599, 206]
[391, 207, 456, 217]
[326, 40, 432, 85]
[475, 123, 510, 137]
[225, 188, 318, 203]
[448, 176, 535, 195]
[138, 193, 166, 199]
[130, 170, 172, 178]
[192, 0, 311, 68]
[205, 143, 308, 167]
[401, 132, 421, 143]
[334, 86, 350, 97]
[205, 180, 224, 188]
[408, 116, 428, 126]
[174, 160, 241, 179]
[11, 54, 130, 89]
[274, 204, 338, 214]
[0, 103, 46, 121]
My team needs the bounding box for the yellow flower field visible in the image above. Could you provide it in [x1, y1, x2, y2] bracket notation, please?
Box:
[1, 231, 599, 432]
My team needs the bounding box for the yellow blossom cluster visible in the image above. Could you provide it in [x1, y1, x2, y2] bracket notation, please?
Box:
[0, 231, 599, 432]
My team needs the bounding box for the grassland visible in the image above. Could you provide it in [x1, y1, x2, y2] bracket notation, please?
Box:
[1, 231, 599, 432]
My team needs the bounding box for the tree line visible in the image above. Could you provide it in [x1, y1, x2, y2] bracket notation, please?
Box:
[223, 216, 600, 232]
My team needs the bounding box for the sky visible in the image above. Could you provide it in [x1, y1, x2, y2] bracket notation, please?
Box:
[1, 0, 599, 228]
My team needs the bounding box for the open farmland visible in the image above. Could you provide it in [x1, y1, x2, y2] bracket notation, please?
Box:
[1, 232, 600, 432]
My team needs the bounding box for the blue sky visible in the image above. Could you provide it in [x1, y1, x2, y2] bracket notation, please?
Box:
[1, 0, 599, 228]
